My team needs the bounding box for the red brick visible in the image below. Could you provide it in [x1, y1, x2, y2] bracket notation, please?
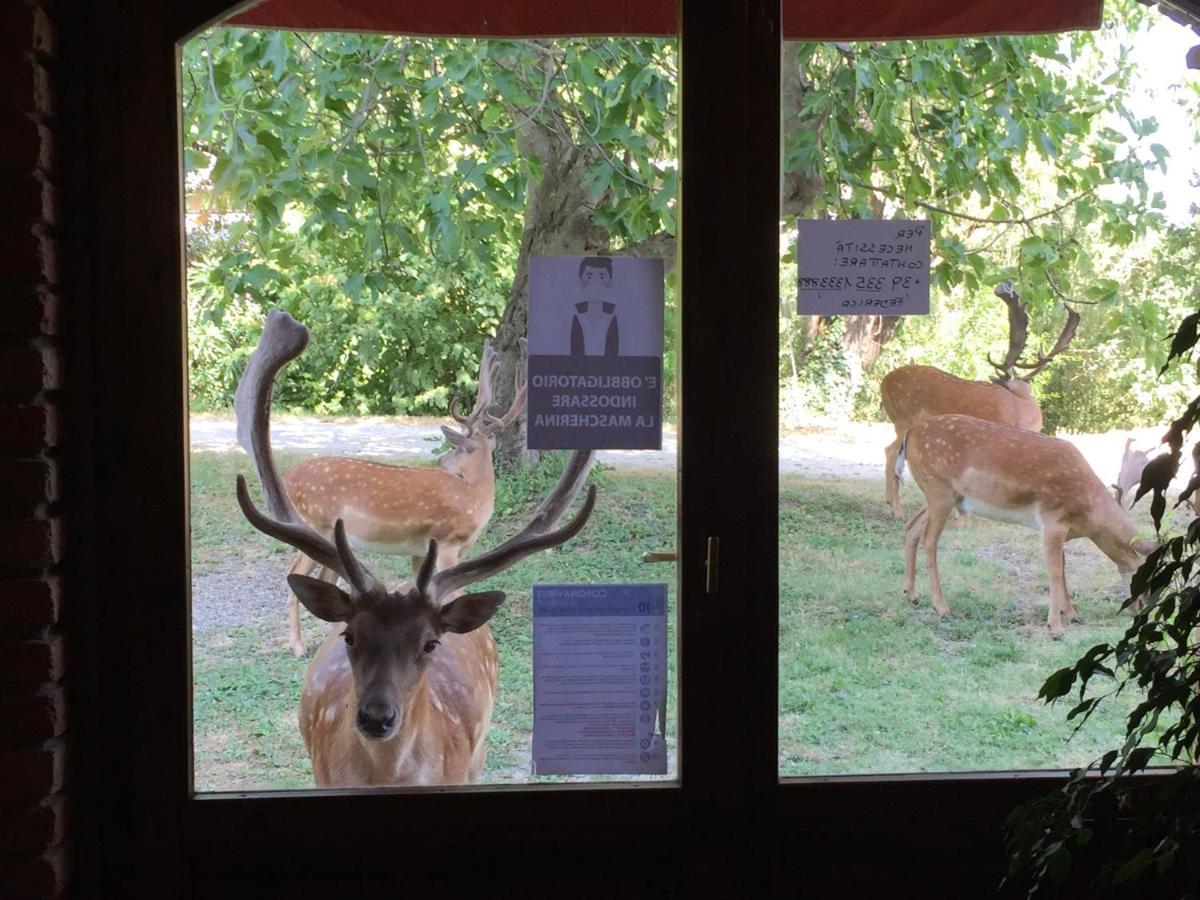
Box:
[0, 578, 62, 638]
[1, 170, 43, 222]
[29, 6, 57, 61]
[0, 742, 65, 802]
[0, 403, 59, 454]
[0, 341, 61, 394]
[0, 846, 67, 898]
[0, 518, 63, 567]
[0, 220, 44, 284]
[0, 796, 65, 853]
[0, 637, 65, 685]
[0, 458, 58, 512]
[0, 688, 65, 748]
[0, 289, 60, 337]
[0, 114, 42, 175]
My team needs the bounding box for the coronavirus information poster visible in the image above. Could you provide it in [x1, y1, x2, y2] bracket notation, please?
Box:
[526, 255, 664, 450]
[532, 584, 668, 776]
[797, 219, 931, 315]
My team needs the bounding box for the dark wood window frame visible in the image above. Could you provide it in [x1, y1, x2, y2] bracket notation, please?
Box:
[67, 0, 1112, 893]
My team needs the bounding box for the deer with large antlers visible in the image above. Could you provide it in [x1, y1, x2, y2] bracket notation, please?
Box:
[235, 333, 528, 657]
[881, 281, 1080, 517]
[235, 310, 596, 786]
[900, 414, 1156, 635]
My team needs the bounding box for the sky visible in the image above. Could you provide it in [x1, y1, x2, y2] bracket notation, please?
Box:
[1122, 11, 1199, 223]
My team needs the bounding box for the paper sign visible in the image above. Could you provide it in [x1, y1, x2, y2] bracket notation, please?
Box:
[532, 584, 668, 776]
[526, 255, 664, 450]
[797, 219, 931, 315]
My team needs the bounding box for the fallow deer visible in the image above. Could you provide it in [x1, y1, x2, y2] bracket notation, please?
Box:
[1111, 436, 1151, 508]
[235, 327, 527, 657]
[235, 309, 597, 786]
[881, 281, 1079, 517]
[900, 414, 1157, 635]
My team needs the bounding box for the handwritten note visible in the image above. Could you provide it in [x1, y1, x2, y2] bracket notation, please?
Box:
[797, 219, 931, 315]
[532, 584, 668, 776]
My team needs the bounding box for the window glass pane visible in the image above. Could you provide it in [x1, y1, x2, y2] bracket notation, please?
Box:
[184, 28, 679, 791]
[778, 12, 1199, 776]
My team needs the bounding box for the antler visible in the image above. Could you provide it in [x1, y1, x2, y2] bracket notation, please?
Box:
[233, 310, 376, 586]
[1014, 306, 1080, 381]
[987, 281, 1029, 381]
[985, 281, 1079, 383]
[431, 449, 597, 599]
[479, 351, 527, 436]
[449, 341, 500, 430]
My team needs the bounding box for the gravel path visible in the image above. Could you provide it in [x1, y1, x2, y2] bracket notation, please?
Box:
[190, 413, 1168, 484]
[190, 413, 1173, 638]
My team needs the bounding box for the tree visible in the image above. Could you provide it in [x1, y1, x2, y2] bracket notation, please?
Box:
[183, 0, 1181, 461]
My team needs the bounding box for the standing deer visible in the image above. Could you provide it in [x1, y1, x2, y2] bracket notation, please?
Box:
[235, 328, 527, 657]
[881, 281, 1079, 517]
[900, 414, 1157, 634]
[235, 310, 597, 786]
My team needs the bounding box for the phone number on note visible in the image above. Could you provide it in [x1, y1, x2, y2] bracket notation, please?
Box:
[800, 275, 920, 292]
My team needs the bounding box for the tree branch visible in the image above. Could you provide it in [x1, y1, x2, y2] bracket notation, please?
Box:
[845, 178, 1097, 226]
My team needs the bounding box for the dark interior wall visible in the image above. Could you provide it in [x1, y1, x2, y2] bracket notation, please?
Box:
[0, 2, 68, 897]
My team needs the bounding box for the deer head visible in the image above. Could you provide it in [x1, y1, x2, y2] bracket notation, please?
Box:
[439, 340, 527, 477]
[235, 310, 596, 744]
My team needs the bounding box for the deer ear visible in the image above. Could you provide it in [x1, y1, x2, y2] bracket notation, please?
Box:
[288, 574, 355, 622]
[441, 425, 470, 449]
[438, 591, 505, 634]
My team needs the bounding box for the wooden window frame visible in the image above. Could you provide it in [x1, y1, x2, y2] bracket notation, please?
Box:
[67, 0, 1106, 893]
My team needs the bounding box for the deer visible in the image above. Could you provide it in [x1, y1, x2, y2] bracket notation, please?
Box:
[1111, 436, 1151, 509]
[234, 309, 597, 786]
[899, 414, 1158, 635]
[234, 328, 528, 657]
[881, 281, 1080, 517]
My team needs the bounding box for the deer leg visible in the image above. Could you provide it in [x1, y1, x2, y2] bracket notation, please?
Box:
[922, 497, 955, 617]
[286, 552, 322, 657]
[1041, 526, 1070, 635]
[1059, 548, 1083, 625]
[903, 507, 927, 603]
[885, 435, 910, 518]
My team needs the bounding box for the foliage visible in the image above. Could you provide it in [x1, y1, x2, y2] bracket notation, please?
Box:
[787, 2, 1167, 313]
[183, 31, 676, 414]
[1004, 307, 1200, 897]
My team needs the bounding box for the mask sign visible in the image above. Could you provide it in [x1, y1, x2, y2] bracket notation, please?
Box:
[526, 255, 665, 450]
[797, 219, 931, 316]
[532, 584, 668, 776]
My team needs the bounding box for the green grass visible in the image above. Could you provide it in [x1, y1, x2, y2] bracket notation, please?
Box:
[190, 450, 1171, 790]
[190, 450, 678, 789]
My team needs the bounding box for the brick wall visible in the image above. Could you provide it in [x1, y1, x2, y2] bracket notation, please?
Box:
[0, 2, 69, 897]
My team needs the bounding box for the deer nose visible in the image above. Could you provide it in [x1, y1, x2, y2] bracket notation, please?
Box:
[356, 702, 397, 738]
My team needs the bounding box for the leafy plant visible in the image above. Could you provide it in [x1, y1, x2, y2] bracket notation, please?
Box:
[1004, 306, 1200, 897]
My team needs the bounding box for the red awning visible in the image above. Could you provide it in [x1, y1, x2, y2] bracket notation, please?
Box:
[227, 0, 1104, 40]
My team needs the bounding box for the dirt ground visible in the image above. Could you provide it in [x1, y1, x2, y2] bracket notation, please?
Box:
[191, 412, 1172, 486]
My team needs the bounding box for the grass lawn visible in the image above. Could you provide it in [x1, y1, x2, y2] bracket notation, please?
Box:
[190, 450, 1169, 790]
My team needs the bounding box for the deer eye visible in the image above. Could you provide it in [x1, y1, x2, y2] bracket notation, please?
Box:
[343, 632, 354, 647]
[423, 639, 440, 654]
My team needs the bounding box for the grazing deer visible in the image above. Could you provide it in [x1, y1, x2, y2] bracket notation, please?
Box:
[1111, 436, 1150, 509]
[900, 414, 1157, 634]
[235, 331, 527, 657]
[235, 310, 597, 786]
[881, 281, 1079, 517]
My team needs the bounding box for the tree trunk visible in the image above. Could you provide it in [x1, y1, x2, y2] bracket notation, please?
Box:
[492, 114, 605, 469]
